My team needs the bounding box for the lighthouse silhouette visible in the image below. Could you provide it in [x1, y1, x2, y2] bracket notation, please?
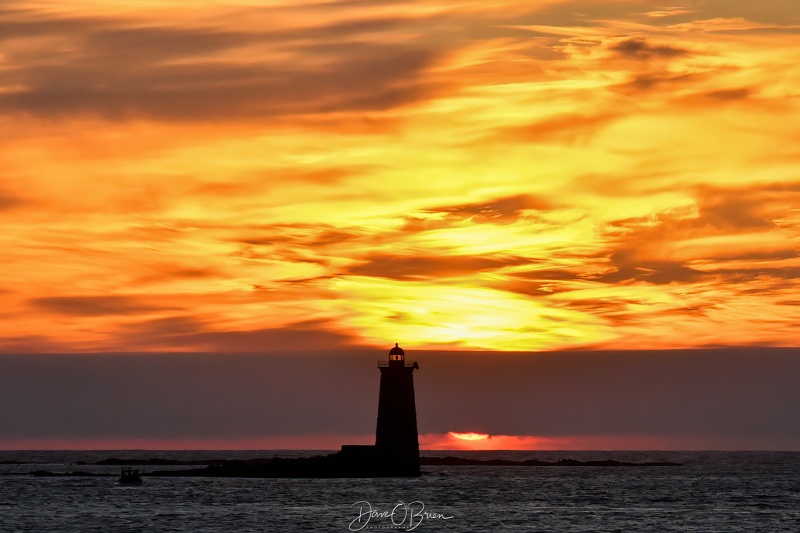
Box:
[332, 342, 422, 476]
[375, 343, 420, 476]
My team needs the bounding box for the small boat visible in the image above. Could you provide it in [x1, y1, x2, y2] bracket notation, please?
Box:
[118, 467, 143, 485]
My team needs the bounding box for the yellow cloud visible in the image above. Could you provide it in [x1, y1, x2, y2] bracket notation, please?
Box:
[2, 0, 800, 351]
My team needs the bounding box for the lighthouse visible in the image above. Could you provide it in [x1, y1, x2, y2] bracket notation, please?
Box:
[375, 343, 420, 476]
[333, 342, 422, 476]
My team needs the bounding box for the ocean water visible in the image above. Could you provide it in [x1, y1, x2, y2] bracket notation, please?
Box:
[2, 450, 799, 532]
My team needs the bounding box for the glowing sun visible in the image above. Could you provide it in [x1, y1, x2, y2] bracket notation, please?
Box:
[448, 432, 490, 441]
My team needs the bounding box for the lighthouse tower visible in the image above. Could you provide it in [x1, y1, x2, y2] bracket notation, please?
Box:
[375, 343, 420, 476]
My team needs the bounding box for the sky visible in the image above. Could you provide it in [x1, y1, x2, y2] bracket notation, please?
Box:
[1, 0, 800, 449]
[2, 349, 799, 451]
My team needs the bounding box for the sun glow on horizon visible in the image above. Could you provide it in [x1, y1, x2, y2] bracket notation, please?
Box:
[448, 432, 490, 441]
[421, 433, 726, 451]
[434, 432, 551, 450]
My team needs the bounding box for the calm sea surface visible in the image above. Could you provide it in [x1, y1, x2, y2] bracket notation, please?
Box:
[1, 450, 799, 532]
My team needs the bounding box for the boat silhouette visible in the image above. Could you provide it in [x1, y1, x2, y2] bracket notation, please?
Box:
[118, 467, 143, 484]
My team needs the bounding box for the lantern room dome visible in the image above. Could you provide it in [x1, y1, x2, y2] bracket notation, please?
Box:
[389, 343, 405, 356]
